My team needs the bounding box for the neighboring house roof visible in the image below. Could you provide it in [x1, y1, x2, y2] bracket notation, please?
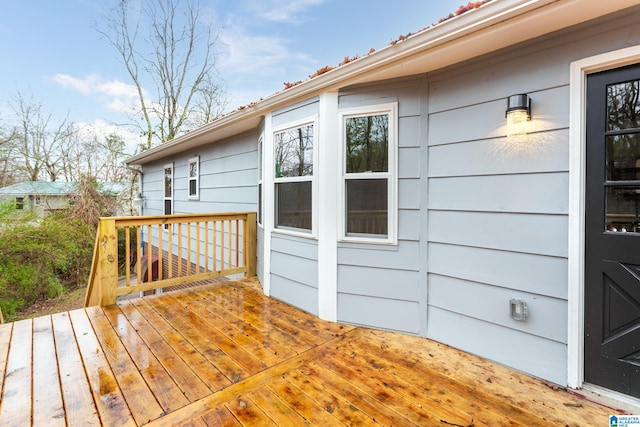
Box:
[126, 0, 639, 166]
[0, 181, 127, 196]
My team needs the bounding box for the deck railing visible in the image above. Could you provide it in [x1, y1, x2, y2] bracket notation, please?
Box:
[85, 212, 257, 307]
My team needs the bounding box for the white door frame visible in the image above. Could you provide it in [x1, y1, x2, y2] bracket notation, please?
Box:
[567, 44, 640, 389]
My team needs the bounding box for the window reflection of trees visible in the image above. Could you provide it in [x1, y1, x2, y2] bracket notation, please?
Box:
[607, 81, 640, 181]
[605, 79, 640, 232]
[274, 125, 313, 178]
[345, 114, 389, 173]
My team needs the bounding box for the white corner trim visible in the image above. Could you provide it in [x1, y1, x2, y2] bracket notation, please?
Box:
[317, 92, 339, 321]
[262, 113, 274, 297]
[567, 44, 640, 390]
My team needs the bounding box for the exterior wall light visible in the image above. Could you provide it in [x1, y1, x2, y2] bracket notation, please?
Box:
[505, 94, 531, 142]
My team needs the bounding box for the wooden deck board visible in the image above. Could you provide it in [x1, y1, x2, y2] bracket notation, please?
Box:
[52, 311, 101, 426]
[0, 322, 13, 424]
[0, 277, 629, 426]
[102, 304, 197, 407]
[69, 308, 136, 427]
[0, 319, 32, 427]
[115, 304, 211, 402]
[32, 316, 65, 427]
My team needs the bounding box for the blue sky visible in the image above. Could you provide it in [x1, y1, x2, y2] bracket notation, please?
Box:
[0, 0, 463, 147]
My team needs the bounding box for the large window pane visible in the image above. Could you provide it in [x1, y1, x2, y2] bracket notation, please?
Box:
[607, 80, 640, 131]
[164, 166, 172, 198]
[345, 114, 389, 173]
[276, 181, 312, 230]
[606, 134, 640, 181]
[606, 186, 640, 232]
[275, 125, 313, 177]
[345, 179, 387, 236]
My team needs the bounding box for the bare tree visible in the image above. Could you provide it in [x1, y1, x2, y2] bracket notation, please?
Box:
[10, 94, 75, 182]
[98, 0, 225, 148]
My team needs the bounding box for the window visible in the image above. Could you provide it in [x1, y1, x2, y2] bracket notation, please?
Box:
[15, 197, 24, 210]
[164, 164, 173, 229]
[274, 121, 315, 232]
[340, 103, 397, 243]
[188, 156, 199, 199]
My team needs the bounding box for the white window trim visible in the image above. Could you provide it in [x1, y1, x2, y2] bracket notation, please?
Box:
[338, 102, 398, 245]
[188, 156, 199, 200]
[568, 45, 640, 391]
[272, 116, 319, 239]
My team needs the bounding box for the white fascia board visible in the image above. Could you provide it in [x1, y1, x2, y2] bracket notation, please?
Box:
[126, 0, 638, 166]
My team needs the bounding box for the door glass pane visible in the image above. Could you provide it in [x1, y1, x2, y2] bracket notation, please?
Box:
[606, 134, 640, 181]
[345, 114, 389, 173]
[607, 80, 640, 131]
[606, 186, 640, 232]
[345, 178, 387, 236]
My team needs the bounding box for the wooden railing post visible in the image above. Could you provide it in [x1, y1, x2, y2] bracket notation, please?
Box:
[245, 212, 257, 277]
[98, 218, 118, 306]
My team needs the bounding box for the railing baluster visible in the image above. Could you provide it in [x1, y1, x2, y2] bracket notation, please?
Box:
[136, 225, 142, 285]
[178, 223, 183, 277]
[227, 220, 232, 270]
[167, 224, 173, 279]
[212, 220, 217, 272]
[146, 225, 152, 282]
[204, 221, 209, 274]
[196, 221, 201, 274]
[158, 224, 163, 282]
[124, 226, 131, 286]
[235, 219, 240, 268]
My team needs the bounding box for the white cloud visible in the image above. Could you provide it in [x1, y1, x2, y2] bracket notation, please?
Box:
[52, 74, 142, 114]
[247, 0, 324, 23]
[75, 119, 146, 150]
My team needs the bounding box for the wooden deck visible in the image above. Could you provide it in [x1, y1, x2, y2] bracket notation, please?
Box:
[0, 277, 626, 426]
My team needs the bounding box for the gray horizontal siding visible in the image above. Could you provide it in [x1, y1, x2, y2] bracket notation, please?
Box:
[428, 173, 569, 214]
[428, 129, 569, 177]
[428, 242, 568, 299]
[272, 97, 319, 127]
[270, 275, 318, 316]
[427, 306, 567, 386]
[429, 210, 568, 258]
[270, 234, 319, 316]
[428, 274, 567, 343]
[338, 293, 420, 334]
[338, 240, 420, 271]
[338, 265, 419, 302]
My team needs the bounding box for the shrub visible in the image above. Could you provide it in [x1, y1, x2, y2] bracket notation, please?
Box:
[0, 208, 93, 319]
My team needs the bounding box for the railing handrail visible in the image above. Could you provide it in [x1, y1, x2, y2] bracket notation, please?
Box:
[85, 211, 257, 307]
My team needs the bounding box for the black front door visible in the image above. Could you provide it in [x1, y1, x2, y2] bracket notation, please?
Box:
[585, 64, 640, 399]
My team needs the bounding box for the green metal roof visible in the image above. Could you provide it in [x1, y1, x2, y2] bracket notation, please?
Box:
[0, 181, 127, 196]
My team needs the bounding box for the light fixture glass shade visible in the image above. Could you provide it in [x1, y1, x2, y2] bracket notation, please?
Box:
[505, 94, 532, 145]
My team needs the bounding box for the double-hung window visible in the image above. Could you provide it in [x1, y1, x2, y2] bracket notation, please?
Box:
[274, 120, 315, 233]
[340, 103, 397, 243]
[188, 156, 199, 199]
